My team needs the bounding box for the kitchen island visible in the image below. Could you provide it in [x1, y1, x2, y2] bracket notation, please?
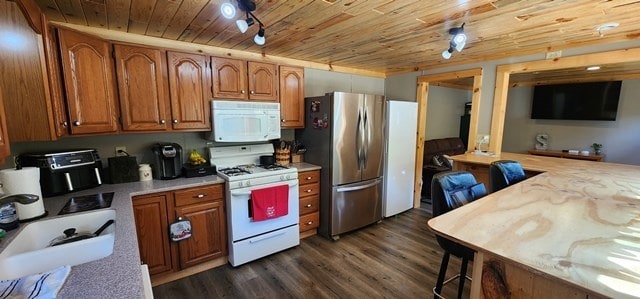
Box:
[429, 152, 640, 298]
[0, 175, 225, 298]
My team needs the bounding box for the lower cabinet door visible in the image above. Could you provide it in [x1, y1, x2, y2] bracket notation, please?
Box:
[174, 200, 227, 269]
[132, 194, 173, 275]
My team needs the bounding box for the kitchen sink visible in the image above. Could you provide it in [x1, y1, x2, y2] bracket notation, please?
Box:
[0, 209, 116, 280]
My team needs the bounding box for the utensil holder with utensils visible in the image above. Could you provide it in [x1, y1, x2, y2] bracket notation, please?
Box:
[275, 148, 290, 166]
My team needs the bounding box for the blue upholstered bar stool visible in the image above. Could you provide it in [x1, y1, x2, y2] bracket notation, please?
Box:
[489, 160, 526, 193]
[431, 171, 487, 299]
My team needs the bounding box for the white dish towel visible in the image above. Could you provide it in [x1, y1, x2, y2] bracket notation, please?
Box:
[0, 265, 70, 299]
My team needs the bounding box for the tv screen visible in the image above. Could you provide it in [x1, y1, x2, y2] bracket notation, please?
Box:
[531, 81, 622, 121]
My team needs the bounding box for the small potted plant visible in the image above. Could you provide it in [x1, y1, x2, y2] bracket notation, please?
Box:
[591, 143, 603, 155]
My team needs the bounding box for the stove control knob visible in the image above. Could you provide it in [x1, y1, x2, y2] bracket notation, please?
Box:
[246, 180, 251, 186]
[238, 181, 243, 187]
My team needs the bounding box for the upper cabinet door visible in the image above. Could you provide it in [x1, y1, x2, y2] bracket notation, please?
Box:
[167, 51, 212, 130]
[0, 86, 11, 163]
[115, 44, 170, 131]
[248, 62, 278, 102]
[58, 28, 119, 134]
[279, 66, 305, 128]
[211, 57, 247, 100]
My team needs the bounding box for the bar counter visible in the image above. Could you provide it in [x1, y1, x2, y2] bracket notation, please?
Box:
[428, 152, 640, 298]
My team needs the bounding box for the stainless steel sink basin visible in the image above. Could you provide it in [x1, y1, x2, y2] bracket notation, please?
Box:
[0, 209, 116, 280]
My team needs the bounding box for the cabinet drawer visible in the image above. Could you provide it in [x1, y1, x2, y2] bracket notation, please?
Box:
[298, 182, 319, 198]
[299, 195, 319, 215]
[298, 170, 320, 184]
[299, 212, 319, 232]
[174, 184, 223, 207]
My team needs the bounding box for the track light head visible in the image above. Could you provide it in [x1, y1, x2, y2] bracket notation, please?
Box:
[236, 17, 254, 33]
[442, 47, 453, 59]
[443, 23, 467, 58]
[254, 26, 265, 45]
[221, 2, 236, 19]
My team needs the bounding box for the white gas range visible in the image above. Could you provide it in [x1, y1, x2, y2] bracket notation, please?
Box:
[209, 144, 299, 267]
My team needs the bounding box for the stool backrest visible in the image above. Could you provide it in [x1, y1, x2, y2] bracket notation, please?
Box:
[490, 160, 526, 193]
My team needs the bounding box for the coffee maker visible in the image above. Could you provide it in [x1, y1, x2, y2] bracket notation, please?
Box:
[151, 143, 183, 179]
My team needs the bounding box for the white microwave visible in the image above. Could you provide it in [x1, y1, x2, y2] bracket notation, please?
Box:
[210, 100, 281, 142]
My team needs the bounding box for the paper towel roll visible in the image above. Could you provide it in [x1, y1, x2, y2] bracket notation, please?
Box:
[0, 167, 45, 220]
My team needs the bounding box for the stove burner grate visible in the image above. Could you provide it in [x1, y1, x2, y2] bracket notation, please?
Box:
[218, 167, 252, 176]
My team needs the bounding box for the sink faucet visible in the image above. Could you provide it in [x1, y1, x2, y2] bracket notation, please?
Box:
[0, 194, 39, 205]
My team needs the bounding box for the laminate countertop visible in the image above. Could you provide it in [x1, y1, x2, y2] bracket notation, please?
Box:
[0, 175, 225, 299]
[429, 152, 640, 298]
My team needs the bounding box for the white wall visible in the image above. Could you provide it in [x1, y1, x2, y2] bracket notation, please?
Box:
[502, 80, 640, 165]
[424, 86, 470, 140]
[4, 67, 384, 168]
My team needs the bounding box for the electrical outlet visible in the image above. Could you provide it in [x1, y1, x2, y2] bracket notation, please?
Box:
[115, 146, 127, 157]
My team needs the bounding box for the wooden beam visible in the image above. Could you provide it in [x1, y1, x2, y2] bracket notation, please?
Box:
[431, 82, 473, 90]
[489, 70, 512, 155]
[16, 0, 43, 34]
[413, 82, 428, 208]
[467, 73, 483, 152]
[49, 22, 386, 78]
[417, 68, 483, 83]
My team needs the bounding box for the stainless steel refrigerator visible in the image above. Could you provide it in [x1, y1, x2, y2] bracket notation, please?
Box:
[296, 92, 385, 240]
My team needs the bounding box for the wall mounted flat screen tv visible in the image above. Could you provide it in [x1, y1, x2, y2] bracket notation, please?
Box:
[531, 81, 622, 121]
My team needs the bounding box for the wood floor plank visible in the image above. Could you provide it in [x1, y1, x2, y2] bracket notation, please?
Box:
[153, 204, 471, 298]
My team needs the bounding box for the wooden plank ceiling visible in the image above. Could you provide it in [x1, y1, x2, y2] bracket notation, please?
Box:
[33, 0, 640, 75]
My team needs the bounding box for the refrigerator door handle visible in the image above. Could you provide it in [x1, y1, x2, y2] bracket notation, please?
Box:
[356, 110, 363, 169]
[363, 110, 369, 167]
[336, 179, 381, 193]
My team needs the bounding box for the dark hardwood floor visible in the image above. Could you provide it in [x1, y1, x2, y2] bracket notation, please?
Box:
[153, 204, 471, 298]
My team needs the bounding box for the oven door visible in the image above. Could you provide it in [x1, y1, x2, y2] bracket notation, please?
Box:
[227, 179, 299, 241]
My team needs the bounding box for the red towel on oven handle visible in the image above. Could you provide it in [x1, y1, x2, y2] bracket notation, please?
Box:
[251, 184, 289, 221]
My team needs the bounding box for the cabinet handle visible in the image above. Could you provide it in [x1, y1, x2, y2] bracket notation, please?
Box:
[193, 194, 206, 198]
[62, 121, 68, 127]
[305, 189, 312, 193]
[306, 221, 313, 225]
[281, 119, 285, 123]
[241, 90, 246, 94]
[305, 204, 312, 208]
[160, 119, 166, 124]
[173, 119, 178, 124]
[306, 177, 312, 180]
[250, 90, 255, 94]
[73, 121, 80, 126]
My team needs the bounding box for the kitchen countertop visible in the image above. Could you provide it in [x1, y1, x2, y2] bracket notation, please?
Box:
[429, 152, 640, 298]
[0, 175, 225, 299]
[290, 162, 322, 172]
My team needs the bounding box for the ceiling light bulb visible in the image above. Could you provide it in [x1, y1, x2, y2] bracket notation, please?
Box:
[442, 49, 452, 59]
[254, 27, 265, 45]
[236, 19, 249, 33]
[221, 2, 236, 19]
[586, 66, 601, 71]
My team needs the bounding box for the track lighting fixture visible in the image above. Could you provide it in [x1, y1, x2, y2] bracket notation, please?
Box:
[220, 2, 236, 19]
[442, 23, 467, 60]
[227, 0, 267, 46]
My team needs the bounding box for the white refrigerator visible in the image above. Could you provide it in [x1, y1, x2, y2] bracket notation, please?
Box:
[383, 100, 418, 217]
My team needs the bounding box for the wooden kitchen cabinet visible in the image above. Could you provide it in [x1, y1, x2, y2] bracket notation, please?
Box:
[167, 51, 212, 130]
[279, 66, 305, 128]
[211, 57, 278, 102]
[58, 28, 119, 134]
[0, 86, 11, 163]
[132, 184, 226, 280]
[114, 44, 171, 131]
[132, 193, 173, 275]
[298, 170, 320, 238]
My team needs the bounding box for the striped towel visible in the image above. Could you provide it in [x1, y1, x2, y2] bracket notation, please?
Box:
[0, 265, 70, 299]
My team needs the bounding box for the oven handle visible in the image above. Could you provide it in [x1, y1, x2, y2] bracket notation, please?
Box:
[230, 182, 299, 196]
[249, 231, 286, 244]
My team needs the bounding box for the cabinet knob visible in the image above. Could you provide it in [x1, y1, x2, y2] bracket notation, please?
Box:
[73, 121, 80, 126]
[306, 221, 313, 225]
[173, 119, 178, 124]
[160, 119, 166, 124]
[62, 121, 68, 127]
[250, 90, 255, 94]
[281, 119, 285, 123]
[306, 177, 312, 180]
[241, 90, 246, 94]
[306, 189, 312, 193]
[305, 204, 312, 208]
[193, 194, 206, 198]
